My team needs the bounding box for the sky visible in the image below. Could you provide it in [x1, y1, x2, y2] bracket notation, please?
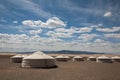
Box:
[0, 0, 120, 54]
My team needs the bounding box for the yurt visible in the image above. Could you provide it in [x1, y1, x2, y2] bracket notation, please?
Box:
[10, 54, 27, 63]
[21, 51, 56, 68]
[96, 55, 112, 63]
[55, 55, 69, 61]
[68, 55, 74, 60]
[87, 56, 96, 61]
[111, 56, 120, 62]
[73, 56, 84, 61]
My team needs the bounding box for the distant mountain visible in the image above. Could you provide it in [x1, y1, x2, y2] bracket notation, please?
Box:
[14, 50, 105, 54]
[43, 50, 104, 54]
[16, 52, 34, 54]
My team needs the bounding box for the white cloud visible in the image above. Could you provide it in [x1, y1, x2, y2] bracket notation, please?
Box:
[46, 31, 73, 38]
[104, 12, 112, 17]
[76, 27, 93, 33]
[96, 27, 120, 32]
[22, 17, 66, 29]
[94, 39, 109, 46]
[78, 34, 99, 42]
[94, 39, 105, 43]
[55, 27, 75, 33]
[29, 29, 42, 35]
[0, 33, 120, 53]
[22, 20, 34, 26]
[104, 33, 120, 38]
[55, 27, 92, 34]
[22, 20, 42, 27]
[34, 20, 43, 26]
[85, 42, 120, 54]
[90, 24, 103, 28]
[13, 21, 18, 24]
[41, 17, 66, 28]
[0, 33, 29, 44]
[41, 37, 63, 44]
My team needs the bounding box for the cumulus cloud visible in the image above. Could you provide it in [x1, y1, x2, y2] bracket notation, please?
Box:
[55, 27, 92, 34]
[0, 33, 120, 53]
[29, 29, 42, 35]
[0, 33, 29, 44]
[46, 27, 94, 41]
[0, 33, 64, 52]
[22, 17, 66, 29]
[41, 17, 66, 28]
[46, 31, 73, 38]
[55, 28, 75, 33]
[22, 20, 42, 27]
[96, 27, 120, 32]
[90, 24, 103, 28]
[94, 39, 105, 43]
[104, 12, 112, 17]
[85, 42, 120, 54]
[78, 34, 99, 42]
[94, 39, 109, 46]
[76, 27, 93, 33]
[104, 33, 120, 38]
[41, 37, 62, 44]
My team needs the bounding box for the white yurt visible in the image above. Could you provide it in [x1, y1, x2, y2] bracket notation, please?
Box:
[21, 51, 56, 68]
[87, 56, 96, 61]
[111, 56, 120, 62]
[55, 55, 69, 61]
[10, 54, 27, 63]
[73, 56, 84, 61]
[68, 55, 74, 60]
[96, 55, 112, 63]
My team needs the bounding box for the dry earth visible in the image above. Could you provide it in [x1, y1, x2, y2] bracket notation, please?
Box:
[0, 54, 120, 80]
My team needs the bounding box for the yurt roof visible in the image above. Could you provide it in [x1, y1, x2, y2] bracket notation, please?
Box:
[33, 51, 45, 55]
[111, 56, 120, 59]
[88, 56, 96, 58]
[11, 54, 25, 58]
[56, 55, 69, 58]
[23, 51, 54, 59]
[74, 56, 83, 58]
[97, 55, 110, 59]
[64, 56, 69, 58]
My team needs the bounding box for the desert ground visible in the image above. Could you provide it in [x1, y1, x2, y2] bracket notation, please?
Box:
[0, 53, 120, 80]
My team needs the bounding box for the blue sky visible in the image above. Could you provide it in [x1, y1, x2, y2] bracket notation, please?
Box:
[0, 0, 120, 53]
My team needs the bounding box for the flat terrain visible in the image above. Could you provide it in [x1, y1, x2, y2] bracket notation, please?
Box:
[0, 55, 120, 80]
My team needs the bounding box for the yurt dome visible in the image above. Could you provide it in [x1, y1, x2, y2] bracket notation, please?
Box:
[68, 55, 74, 60]
[96, 55, 112, 63]
[87, 56, 96, 61]
[21, 51, 56, 68]
[55, 55, 69, 61]
[11, 54, 27, 63]
[111, 56, 120, 62]
[73, 56, 84, 61]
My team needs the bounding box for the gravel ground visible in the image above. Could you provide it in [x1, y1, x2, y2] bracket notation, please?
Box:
[0, 55, 120, 80]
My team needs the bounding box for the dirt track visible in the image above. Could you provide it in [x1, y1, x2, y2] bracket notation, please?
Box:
[0, 55, 120, 80]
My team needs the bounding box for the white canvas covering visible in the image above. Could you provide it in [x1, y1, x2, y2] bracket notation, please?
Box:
[21, 51, 56, 68]
[11, 54, 27, 63]
[111, 56, 120, 62]
[73, 56, 84, 61]
[87, 56, 96, 61]
[55, 55, 69, 61]
[96, 55, 112, 63]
